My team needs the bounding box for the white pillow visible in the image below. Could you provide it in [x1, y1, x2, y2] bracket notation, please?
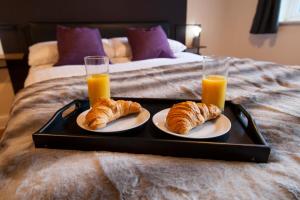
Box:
[109, 37, 187, 58]
[28, 41, 58, 67]
[110, 57, 132, 64]
[101, 39, 115, 58]
[168, 39, 187, 53]
[28, 40, 115, 67]
[110, 37, 132, 58]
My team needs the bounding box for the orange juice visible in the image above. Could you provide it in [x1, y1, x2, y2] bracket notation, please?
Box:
[202, 75, 227, 110]
[87, 74, 110, 106]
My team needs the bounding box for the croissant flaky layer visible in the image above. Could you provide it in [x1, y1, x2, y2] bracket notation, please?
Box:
[85, 98, 142, 129]
[166, 101, 221, 134]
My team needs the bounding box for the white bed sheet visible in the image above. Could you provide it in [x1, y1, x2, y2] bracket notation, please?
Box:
[24, 52, 203, 87]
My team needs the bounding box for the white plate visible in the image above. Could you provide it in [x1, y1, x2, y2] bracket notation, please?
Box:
[76, 108, 150, 133]
[152, 108, 231, 139]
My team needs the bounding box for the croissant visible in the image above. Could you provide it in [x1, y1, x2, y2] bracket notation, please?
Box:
[166, 101, 221, 134]
[85, 98, 142, 129]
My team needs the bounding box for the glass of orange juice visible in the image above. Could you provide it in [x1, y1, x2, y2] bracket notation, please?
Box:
[202, 56, 230, 110]
[84, 56, 110, 107]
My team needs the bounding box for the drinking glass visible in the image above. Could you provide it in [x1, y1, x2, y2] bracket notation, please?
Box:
[84, 56, 110, 107]
[202, 56, 230, 110]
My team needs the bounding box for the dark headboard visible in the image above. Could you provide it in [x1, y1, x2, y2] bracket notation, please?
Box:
[0, 0, 187, 53]
[25, 22, 171, 46]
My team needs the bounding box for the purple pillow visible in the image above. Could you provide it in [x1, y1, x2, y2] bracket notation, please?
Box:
[126, 26, 175, 61]
[55, 26, 106, 66]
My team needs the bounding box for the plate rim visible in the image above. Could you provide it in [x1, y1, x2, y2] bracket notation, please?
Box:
[76, 108, 150, 133]
[152, 108, 231, 139]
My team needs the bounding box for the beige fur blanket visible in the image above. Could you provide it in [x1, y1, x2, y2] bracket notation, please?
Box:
[0, 59, 300, 200]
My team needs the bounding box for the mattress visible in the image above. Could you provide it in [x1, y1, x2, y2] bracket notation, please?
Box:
[25, 52, 203, 87]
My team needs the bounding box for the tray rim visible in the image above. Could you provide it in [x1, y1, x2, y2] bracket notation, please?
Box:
[32, 97, 271, 162]
[34, 97, 269, 144]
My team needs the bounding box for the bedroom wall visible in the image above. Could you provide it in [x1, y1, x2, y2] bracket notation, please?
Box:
[187, 0, 300, 65]
[0, 69, 14, 129]
[0, 40, 15, 129]
[187, 0, 227, 56]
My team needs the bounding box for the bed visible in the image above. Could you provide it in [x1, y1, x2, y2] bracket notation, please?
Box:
[0, 22, 300, 199]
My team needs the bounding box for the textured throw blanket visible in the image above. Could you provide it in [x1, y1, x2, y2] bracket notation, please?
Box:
[1, 59, 300, 200]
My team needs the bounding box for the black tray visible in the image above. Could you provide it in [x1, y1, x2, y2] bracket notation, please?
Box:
[33, 97, 271, 163]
